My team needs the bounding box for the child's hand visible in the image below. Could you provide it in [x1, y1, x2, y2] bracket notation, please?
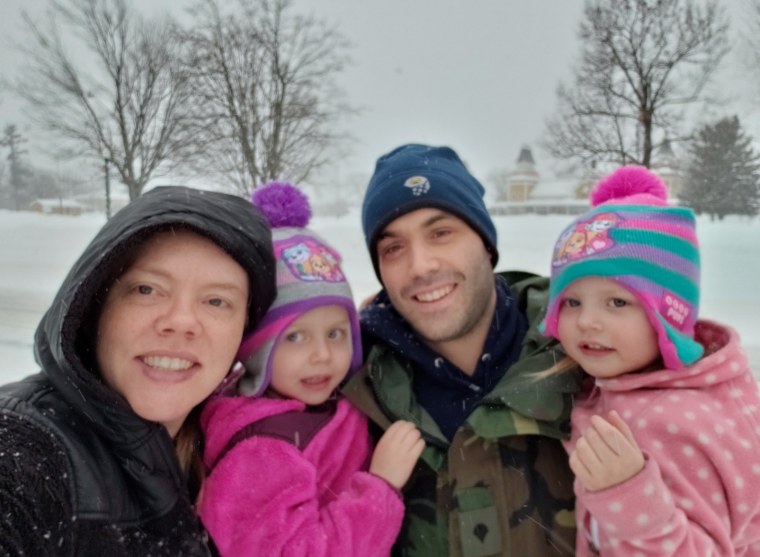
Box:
[569, 410, 644, 492]
[369, 420, 425, 490]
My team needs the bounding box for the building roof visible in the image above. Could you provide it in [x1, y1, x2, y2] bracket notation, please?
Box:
[516, 145, 535, 165]
[31, 198, 86, 210]
[529, 176, 578, 200]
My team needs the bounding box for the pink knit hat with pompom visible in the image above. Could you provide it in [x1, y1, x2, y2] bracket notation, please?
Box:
[541, 165, 703, 369]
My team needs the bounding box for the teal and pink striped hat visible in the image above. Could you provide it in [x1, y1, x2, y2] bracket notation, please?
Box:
[541, 165, 703, 369]
[236, 182, 362, 397]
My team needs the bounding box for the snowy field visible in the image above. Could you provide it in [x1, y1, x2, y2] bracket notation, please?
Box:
[1, 207, 758, 382]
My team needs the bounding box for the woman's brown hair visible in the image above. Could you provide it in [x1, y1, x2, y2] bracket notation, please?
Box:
[174, 405, 205, 500]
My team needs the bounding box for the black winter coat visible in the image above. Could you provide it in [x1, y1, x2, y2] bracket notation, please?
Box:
[0, 187, 275, 556]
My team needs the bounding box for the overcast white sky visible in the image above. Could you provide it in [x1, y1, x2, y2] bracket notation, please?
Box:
[1, 0, 758, 190]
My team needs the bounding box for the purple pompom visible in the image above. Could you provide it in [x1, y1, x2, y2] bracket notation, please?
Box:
[251, 181, 312, 228]
[590, 165, 668, 207]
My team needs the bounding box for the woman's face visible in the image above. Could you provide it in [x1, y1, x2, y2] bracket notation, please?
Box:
[96, 230, 249, 437]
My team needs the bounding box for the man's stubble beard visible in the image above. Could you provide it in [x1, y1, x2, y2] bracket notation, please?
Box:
[394, 260, 495, 345]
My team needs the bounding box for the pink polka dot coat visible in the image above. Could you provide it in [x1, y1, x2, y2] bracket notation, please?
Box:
[566, 320, 760, 556]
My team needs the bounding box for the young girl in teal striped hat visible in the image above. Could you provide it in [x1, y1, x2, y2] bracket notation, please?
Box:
[541, 165, 760, 556]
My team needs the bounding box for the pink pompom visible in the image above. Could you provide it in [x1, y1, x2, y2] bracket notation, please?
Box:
[251, 181, 312, 228]
[590, 165, 668, 207]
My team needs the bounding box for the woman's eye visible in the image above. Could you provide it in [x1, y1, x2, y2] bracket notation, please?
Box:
[137, 284, 153, 295]
[611, 298, 627, 308]
[208, 298, 226, 308]
[562, 298, 580, 308]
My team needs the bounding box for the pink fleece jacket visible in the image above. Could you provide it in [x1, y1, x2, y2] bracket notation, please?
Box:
[566, 320, 760, 556]
[198, 396, 404, 557]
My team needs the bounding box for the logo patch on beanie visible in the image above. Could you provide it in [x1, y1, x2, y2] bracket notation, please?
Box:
[660, 291, 691, 330]
[553, 212, 621, 266]
[277, 238, 345, 283]
[404, 176, 431, 196]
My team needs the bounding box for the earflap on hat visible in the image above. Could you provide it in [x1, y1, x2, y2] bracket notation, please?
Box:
[591, 280, 704, 370]
[235, 181, 362, 397]
[236, 309, 300, 397]
[541, 165, 704, 370]
[653, 312, 704, 369]
[236, 296, 362, 397]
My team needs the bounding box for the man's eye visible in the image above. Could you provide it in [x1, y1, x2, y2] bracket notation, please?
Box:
[380, 243, 401, 256]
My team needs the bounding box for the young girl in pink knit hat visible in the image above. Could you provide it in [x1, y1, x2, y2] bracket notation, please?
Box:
[541, 165, 760, 556]
[198, 182, 424, 557]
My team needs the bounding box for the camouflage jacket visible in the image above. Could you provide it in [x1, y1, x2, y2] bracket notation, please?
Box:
[342, 272, 580, 557]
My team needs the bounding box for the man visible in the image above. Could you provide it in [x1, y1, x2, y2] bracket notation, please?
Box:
[343, 144, 580, 557]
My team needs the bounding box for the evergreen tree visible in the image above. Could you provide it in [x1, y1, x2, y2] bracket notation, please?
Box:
[682, 116, 760, 220]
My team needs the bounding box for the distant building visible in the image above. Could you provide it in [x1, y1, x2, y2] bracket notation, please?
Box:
[490, 143, 684, 215]
[74, 192, 130, 216]
[651, 138, 683, 199]
[491, 145, 587, 215]
[574, 160, 604, 200]
[505, 146, 540, 202]
[29, 198, 86, 216]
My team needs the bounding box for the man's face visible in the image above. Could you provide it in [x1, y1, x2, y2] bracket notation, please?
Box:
[375, 208, 496, 351]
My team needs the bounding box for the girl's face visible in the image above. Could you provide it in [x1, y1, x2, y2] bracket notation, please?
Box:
[557, 276, 660, 379]
[97, 230, 249, 437]
[269, 305, 352, 406]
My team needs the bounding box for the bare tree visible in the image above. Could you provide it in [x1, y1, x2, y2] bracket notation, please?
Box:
[14, 0, 194, 200]
[178, 0, 354, 195]
[740, 0, 760, 108]
[543, 0, 729, 168]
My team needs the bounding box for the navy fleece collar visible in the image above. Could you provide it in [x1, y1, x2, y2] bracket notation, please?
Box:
[360, 276, 528, 439]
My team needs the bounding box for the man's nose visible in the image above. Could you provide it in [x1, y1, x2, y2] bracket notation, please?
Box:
[406, 240, 440, 278]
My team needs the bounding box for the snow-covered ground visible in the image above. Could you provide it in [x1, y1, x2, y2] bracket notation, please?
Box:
[1, 207, 758, 382]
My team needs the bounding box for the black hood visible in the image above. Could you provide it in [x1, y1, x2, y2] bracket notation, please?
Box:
[33, 185, 276, 441]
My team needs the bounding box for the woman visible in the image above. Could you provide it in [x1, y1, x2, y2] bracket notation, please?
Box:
[0, 186, 276, 556]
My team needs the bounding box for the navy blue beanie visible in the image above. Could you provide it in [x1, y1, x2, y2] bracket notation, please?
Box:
[362, 143, 499, 279]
